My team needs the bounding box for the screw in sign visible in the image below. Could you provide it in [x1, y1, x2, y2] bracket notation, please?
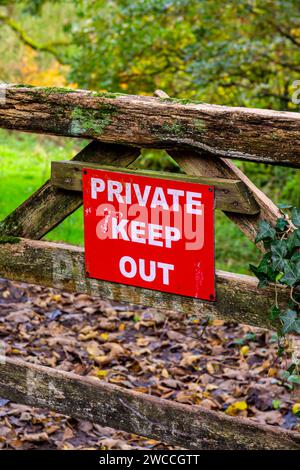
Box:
[83, 168, 215, 301]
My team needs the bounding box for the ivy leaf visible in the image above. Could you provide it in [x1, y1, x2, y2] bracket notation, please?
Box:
[272, 399, 281, 410]
[275, 217, 288, 232]
[282, 370, 290, 380]
[287, 229, 300, 252]
[255, 220, 276, 244]
[294, 320, 300, 335]
[271, 240, 288, 271]
[249, 252, 275, 286]
[249, 264, 269, 287]
[269, 306, 281, 321]
[278, 203, 293, 210]
[291, 208, 300, 227]
[280, 309, 300, 334]
[291, 252, 300, 263]
[288, 375, 300, 385]
[287, 363, 297, 374]
[280, 261, 299, 286]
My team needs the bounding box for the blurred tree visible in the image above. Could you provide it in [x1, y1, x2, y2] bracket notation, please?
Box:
[0, 0, 300, 109]
[0, 0, 72, 84]
[65, 0, 300, 109]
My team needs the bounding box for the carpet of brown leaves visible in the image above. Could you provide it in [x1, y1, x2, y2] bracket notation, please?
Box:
[0, 278, 299, 450]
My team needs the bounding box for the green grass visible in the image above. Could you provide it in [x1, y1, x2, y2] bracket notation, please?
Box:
[0, 129, 296, 274]
[215, 211, 258, 273]
[0, 129, 87, 245]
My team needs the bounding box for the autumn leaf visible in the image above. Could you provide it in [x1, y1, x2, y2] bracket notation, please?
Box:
[240, 345, 250, 356]
[225, 401, 248, 416]
[180, 353, 200, 368]
[86, 341, 103, 358]
[292, 403, 300, 417]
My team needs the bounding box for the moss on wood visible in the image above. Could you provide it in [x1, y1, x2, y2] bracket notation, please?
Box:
[70, 105, 116, 135]
[161, 121, 185, 136]
[159, 97, 204, 105]
[194, 119, 206, 132]
[0, 218, 22, 237]
[12, 84, 35, 88]
[0, 235, 21, 244]
[92, 91, 122, 99]
[4, 84, 300, 167]
[41, 87, 78, 95]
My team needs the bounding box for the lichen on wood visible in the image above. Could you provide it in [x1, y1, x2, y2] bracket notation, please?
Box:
[70, 105, 116, 136]
[0, 235, 20, 244]
[194, 119, 206, 132]
[39, 86, 78, 95]
[161, 121, 186, 136]
[92, 91, 121, 99]
[159, 96, 204, 105]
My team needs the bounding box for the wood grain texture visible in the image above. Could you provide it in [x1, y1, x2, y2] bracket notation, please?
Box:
[0, 356, 299, 450]
[0, 141, 140, 239]
[1, 85, 300, 166]
[51, 160, 259, 214]
[0, 238, 291, 331]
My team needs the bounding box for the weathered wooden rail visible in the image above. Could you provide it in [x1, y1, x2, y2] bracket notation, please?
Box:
[1, 85, 300, 166]
[51, 160, 259, 214]
[0, 85, 299, 450]
[1, 356, 299, 450]
[0, 238, 289, 330]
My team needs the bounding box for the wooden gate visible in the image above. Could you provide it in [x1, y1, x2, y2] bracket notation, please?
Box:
[0, 85, 299, 449]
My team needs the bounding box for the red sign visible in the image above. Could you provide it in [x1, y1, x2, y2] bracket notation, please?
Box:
[83, 168, 215, 300]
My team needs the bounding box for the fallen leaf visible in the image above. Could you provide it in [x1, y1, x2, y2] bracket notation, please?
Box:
[5, 310, 31, 323]
[100, 332, 109, 341]
[240, 345, 250, 356]
[22, 432, 49, 442]
[200, 399, 217, 410]
[180, 353, 200, 368]
[62, 427, 74, 441]
[95, 343, 125, 366]
[95, 369, 108, 378]
[292, 403, 300, 415]
[86, 341, 103, 357]
[225, 401, 248, 416]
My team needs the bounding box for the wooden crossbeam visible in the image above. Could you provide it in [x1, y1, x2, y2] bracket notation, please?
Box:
[0, 238, 290, 330]
[171, 149, 282, 249]
[151, 91, 283, 249]
[0, 141, 140, 240]
[0, 356, 299, 450]
[51, 161, 259, 215]
[1, 85, 300, 167]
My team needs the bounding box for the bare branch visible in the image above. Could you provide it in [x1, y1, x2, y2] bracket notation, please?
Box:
[0, 13, 68, 63]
